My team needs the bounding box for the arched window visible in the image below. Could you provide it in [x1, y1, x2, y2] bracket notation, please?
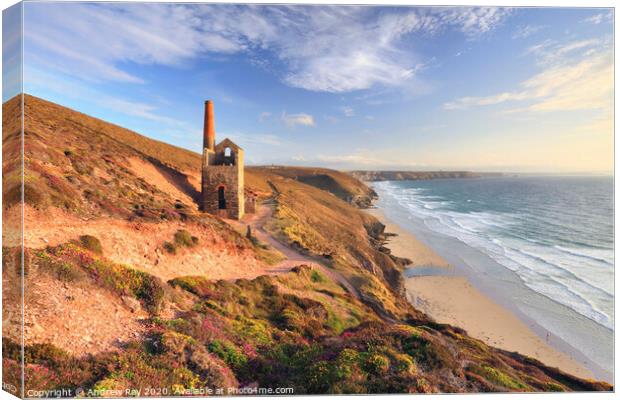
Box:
[223, 147, 234, 165]
[218, 186, 227, 209]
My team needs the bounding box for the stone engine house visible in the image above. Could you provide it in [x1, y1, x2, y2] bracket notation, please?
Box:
[201, 100, 245, 220]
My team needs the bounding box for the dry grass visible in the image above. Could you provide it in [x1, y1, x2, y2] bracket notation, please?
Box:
[249, 166, 376, 207]
[3, 94, 612, 394]
[3, 95, 201, 221]
[5, 256, 609, 394]
[247, 169, 415, 319]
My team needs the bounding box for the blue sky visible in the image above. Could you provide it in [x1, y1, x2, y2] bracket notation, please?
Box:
[5, 3, 614, 172]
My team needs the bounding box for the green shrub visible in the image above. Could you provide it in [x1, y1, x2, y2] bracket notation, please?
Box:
[393, 353, 416, 375]
[306, 360, 336, 393]
[403, 332, 456, 370]
[91, 378, 121, 395]
[4, 339, 110, 392]
[79, 235, 103, 255]
[335, 349, 360, 379]
[310, 270, 325, 283]
[35, 250, 85, 282]
[44, 244, 166, 314]
[174, 230, 196, 248]
[3, 185, 22, 209]
[135, 273, 166, 314]
[545, 382, 566, 392]
[207, 340, 247, 371]
[163, 241, 176, 254]
[23, 342, 70, 364]
[231, 318, 272, 346]
[55, 262, 85, 282]
[5, 184, 47, 209]
[168, 276, 213, 297]
[476, 365, 528, 390]
[160, 331, 197, 354]
[280, 308, 302, 329]
[188, 346, 239, 389]
[363, 353, 390, 374]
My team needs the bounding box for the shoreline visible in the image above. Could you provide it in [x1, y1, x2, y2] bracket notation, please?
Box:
[365, 207, 596, 380]
[367, 208, 451, 269]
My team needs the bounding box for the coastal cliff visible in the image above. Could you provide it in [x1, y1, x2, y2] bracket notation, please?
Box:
[256, 166, 378, 208]
[350, 170, 500, 182]
[2, 95, 611, 395]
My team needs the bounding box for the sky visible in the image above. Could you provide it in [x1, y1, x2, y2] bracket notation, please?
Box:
[4, 3, 615, 173]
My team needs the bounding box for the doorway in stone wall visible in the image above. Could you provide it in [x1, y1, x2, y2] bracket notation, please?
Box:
[218, 186, 227, 209]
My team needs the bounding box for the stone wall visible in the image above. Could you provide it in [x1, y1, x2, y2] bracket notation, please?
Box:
[202, 164, 244, 219]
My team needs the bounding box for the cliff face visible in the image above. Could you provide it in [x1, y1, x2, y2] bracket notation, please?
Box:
[350, 170, 491, 182]
[2, 95, 611, 396]
[252, 166, 377, 208]
[246, 168, 411, 316]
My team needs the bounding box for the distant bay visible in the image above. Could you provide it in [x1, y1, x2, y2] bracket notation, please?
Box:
[372, 175, 614, 380]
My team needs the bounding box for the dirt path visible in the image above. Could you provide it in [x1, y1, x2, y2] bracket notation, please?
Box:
[18, 205, 271, 282]
[12, 200, 364, 356]
[232, 203, 361, 300]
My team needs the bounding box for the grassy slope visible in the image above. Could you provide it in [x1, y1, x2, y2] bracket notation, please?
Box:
[2, 95, 611, 394]
[4, 243, 610, 394]
[250, 166, 377, 208]
[247, 168, 413, 319]
[4, 94, 203, 220]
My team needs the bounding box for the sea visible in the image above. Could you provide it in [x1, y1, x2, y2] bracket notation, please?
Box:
[372, 175, 614, 381]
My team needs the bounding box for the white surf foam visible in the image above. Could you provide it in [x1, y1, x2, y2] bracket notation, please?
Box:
[375, 181, 614, 330]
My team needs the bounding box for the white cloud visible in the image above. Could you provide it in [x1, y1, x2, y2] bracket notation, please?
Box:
[281, 111, 315, 128]
[25, 3, 246, 83]
[101, 98, 185, 125]
[582, 12, 613, 25]
[443, 91, 528, 110]
[512, 24, 544, 39]
[221, 131, 283, 146]
[258, 112, 272, 122]
[341, 106, 355, 117]
[437, 7, 512, 38]
[443, 37, 613, 113]
[278, 7, 510, 92]
[295, 149, 424, 169]
[25, 66, 185, 126]
[24, 4, 512, 93]
[525, 38, 603, 66]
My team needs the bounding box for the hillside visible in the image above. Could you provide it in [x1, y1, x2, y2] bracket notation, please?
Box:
[252, 166, 377, 208]
[2, 94, 611, 395]
[5, 95, 202, 220]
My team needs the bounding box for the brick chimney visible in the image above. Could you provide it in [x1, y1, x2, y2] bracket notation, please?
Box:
[203, 100, 215, 151]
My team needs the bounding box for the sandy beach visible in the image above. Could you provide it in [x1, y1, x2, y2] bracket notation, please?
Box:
[366, 207, 594, 380]
[366, 208, 450, 269]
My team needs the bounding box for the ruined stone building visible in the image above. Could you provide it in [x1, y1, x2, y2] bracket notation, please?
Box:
[201, 100, 245, 220]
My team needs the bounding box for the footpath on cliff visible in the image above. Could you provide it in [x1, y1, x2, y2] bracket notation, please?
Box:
[228, 201, 361, 301]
